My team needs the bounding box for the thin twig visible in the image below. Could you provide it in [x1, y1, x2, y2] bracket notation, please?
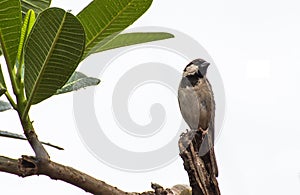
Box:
[0, 130, 64, 150]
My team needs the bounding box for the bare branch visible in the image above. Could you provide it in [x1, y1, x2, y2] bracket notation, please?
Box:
[179, 131, 220, 195]
[0, 156, 20, 176]
[0, 155, 190, 195]
[0, 155, 127, 194]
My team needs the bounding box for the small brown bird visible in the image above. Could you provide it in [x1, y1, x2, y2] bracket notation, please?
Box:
[178, 58, 218, 177]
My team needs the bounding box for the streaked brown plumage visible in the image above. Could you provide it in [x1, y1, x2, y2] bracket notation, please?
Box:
[178, 58, 218, 177]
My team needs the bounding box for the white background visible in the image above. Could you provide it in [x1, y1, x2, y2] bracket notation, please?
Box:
[1, 0, 300, 194]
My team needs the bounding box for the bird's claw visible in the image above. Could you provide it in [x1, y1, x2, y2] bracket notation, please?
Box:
[199, 128, 208, 135]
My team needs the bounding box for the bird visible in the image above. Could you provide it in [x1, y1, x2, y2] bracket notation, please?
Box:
[178, 58, 218, 177]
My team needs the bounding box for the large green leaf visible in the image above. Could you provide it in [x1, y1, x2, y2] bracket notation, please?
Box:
[77, 0, 153, 58]
[21, 0, 51, 16]
[0, 100, 11, 112]
[0, 0, 22, 69]
[56, 71, 100, 95]
[24, 7, 85, 108]
[96, 32, 174, 53]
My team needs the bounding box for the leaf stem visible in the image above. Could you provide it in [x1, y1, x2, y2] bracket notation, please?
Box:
[4, 91, 17, 110]
[0, 42, 20, 98]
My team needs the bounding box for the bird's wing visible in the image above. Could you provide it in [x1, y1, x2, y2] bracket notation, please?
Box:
[178, 86, 201, 130]
[198, 79, 218, 177]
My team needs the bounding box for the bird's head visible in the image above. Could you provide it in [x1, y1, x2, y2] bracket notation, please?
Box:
[183, 58, 210, 77]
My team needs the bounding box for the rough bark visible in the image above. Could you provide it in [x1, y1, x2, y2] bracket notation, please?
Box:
[178, 130, 220, 195]
[0, 155, 128, 194]
[0, 155, 191, 194]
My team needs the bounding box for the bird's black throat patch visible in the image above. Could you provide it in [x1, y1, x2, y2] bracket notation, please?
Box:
[180, 75, 202, 88]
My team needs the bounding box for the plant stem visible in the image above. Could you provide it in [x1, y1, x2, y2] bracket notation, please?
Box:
[4, 91, 17, 110]
[5, 66, 19, 98]
[18, 114, 50, 162]
[21, 101, 29, 120]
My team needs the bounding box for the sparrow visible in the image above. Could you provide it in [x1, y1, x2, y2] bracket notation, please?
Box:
[178, 58, 218, 177]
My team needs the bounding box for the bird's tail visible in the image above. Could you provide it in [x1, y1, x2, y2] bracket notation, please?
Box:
[199, 129, 218, 177]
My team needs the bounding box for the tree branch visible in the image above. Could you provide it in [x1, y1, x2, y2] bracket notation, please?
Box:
[20, 116, 50, 162]
[0, 156, 20, 176]
[0, 155, 127, 194]
[179, 131, 220, 195]
[0, 155, 190, 195]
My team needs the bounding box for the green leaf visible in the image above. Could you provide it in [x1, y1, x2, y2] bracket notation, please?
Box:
[0, 100, 11, 112]
[56, 71, 100, 95]
[21, 0, 51, 16]
[96, 32, 174, 53]
[24, 7, 85, 107]
[77, 0, 153, 59]
[0, 0, 22, 69]
[17, 9, 35, 68]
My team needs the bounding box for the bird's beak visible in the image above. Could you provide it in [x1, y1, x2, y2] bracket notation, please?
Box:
[201, 62, 210, 68]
